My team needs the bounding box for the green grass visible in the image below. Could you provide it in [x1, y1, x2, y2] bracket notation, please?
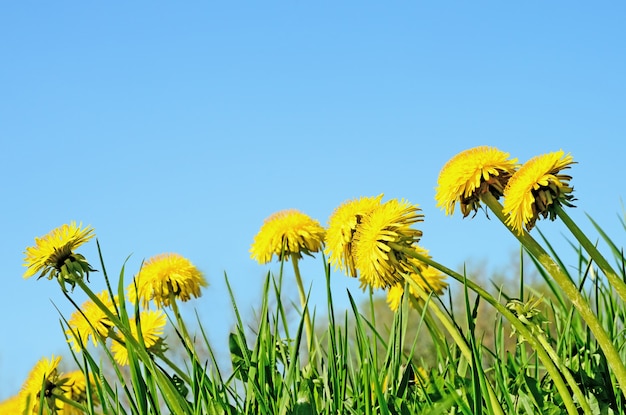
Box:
[7, 213, 626, 414]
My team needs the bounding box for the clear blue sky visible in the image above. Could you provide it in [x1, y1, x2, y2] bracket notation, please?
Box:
[2, 2, 626, 399]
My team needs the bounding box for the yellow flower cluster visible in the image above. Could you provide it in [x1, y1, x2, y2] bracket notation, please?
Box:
[435, 146, 576, 235]
[22, 222, 209, 371]
[64, 289, 167, 366]
[386, 247, 448, 312]
[250, 197, 446, 301]
[0, 355, 98, 414]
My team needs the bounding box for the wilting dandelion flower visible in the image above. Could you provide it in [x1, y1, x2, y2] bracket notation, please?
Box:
[250, 209, 326, 264]
[386, 247, 447, 311]
[23, 221, 96, 291]
[128, 253, 207, 308]
[66, 290, 118, 351]
[325, 194, 384, 278]
[353, 199, 423, 289]
[18, 355, 62, 414]
[503, 150, 576, 234]
[111, 309, 167, 366]
[436, 146, 519, 217]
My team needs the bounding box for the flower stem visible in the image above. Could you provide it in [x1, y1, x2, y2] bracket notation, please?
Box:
[72, 279, 187, 411]
[481, 192, 626, 399]
[555, 204, 626, 304]
[408, 293, 505, 415]
[392, 244, 589, 415]
[290, 253, 314, 358]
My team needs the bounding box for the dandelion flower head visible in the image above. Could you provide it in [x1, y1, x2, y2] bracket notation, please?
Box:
[0, 395, 20, 413]
[385, 247, 448, 311]
[325, 194, 384, 278]
[128, 253, 207, 308]
[59, 371, 96, 406]
[66, 290, 118, 351]
[112, 309, 167, 366]
[250, 209, 326, 264]
[353, 198, 424, 289]
[503, 150, 576, 234]
[18, 355, 62, 414]
[436, 146, 519, 217]
[24, 221, 94, 288]
[386, 284, 405, 312]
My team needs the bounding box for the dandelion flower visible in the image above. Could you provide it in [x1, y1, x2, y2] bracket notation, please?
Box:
[0, 395, 20, 413]
[58, 371, 99, 414]
[23, 221, 95, 291]
[250, 209, 326, 264]
[386, 247, 447, 311]
[66, 290, 118, 351]
[353, 199, 423, 289]
[503, 150, 576, 234]
[111, 309, 167, 366]
[128, 253, 207, 308]
[325, 194, 384, 278]
[18, 355, 62, 414]
[414, 366, 430, 387]
[436, 146, 519, 217]
[386, 284, 405, 311]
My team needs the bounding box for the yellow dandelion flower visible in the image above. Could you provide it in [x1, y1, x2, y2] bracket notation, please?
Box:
[112, 309, 167, 366]
[0, 394, 20, 413]
[503, 150, 576, 234]
[386, 284, 405, 311]
[66, 290, 118, 351]
[250, 209, 326, 264]
[18, 355, 62, 414]
[128, 253, 207, 308]
[23, 221, 96, 291]
[385, 247, 447, 311]
[60, 370, 96, 404]
[413, 366, 430, 387]
[436, 146, 519, 217]
[325, 194, 384, 278]
[353, 199, 423, 289]
[57, 370, 99, 414]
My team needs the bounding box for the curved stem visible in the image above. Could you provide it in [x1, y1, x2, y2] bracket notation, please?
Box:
[155, 350, 192, 385]
[408, 293, 505, 415]
[481, 192, 626, 399]
[391, 242, 588, 415]
[72, 279, 185, 411]
[556, 205, 626, 303]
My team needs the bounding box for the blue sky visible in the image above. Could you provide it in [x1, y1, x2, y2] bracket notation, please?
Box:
[2, 2, 626, 399]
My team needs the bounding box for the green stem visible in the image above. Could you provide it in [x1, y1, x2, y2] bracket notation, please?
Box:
[51, 389, 87, 413]
[533, 331, 594, 414]
[481, 192, 626, 399]
[168, 292, 194, 352]
[155, 350, 192, 386]
[409, 293, 505, 415]
[290, 253, 314, 357]
[165, 292, 197, 385]
[390, 242, 587, 415]
[73, 279, 186, 412]
[556, 205, 626, 304]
